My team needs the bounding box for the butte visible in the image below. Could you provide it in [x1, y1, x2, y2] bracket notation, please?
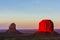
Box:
[6, 23, 22, 34]
[32, 19, 59, 37]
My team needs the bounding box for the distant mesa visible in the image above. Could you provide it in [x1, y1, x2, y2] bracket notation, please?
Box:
[32, 19, 59, 37]
[6, 23, 22, 34]
[38, 19, 54, 32]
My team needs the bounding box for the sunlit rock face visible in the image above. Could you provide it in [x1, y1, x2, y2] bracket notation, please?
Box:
[29, 19, 59, 37]
[31, 19, 58, 37]
[38, 19, 54, 32]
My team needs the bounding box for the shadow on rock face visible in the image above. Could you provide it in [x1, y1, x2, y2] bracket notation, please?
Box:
[6, 23, 22, 34]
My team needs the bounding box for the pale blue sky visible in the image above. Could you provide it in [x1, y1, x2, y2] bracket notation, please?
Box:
[0, 0, 60, 29]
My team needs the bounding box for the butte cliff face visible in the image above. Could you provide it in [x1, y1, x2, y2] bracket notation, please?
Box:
[38, 19, 54, 32]
[6, 23, 22, 34]
[32, 19, 59, 37]
[8, 23, 16, 33]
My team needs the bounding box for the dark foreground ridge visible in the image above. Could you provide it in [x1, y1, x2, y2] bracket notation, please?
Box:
[0, 19, 60, 40]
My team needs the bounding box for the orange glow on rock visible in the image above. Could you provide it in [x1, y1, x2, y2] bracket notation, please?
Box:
[38, 19, 54, 32]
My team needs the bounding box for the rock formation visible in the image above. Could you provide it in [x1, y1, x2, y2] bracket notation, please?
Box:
[6, 23, 22, 34]
[38, 19, 54, 32]
[32, 19, 59, 37]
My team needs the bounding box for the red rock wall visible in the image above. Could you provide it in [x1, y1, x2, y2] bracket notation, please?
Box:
[38, 19, 54, 32]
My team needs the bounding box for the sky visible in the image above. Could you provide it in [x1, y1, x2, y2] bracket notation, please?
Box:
[0, 0, 60, 29]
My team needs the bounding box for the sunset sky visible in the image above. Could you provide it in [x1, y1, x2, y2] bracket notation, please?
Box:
[0, 0, 60, 29]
